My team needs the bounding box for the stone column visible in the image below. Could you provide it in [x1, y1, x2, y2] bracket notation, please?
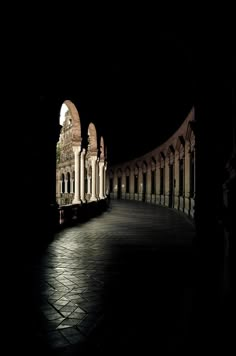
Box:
[70, 179, 74, 193]
[87, 176, 91, 194]
[73, 146, 81, 204]
[104, 162, 107, 196]
[184, 143, 191, 215]
[193, 146, 196, 198]
[121, 171, 126, 199]
[80, 149, 86, 202]
[138, 168, 143, 201]
[164, 160, 169, 207]
[129, 170, 133, 200]
[99, 160, 105, 199]
[190, 146, 196, 218]
[174, 153, 180, 210]
[113, 173, 118, 199]
[65, 179, 68, 194]
[91, 156, 97, 201]
[146, 166, 151, 203]
[60, 180, 63, 194]
[96, 159, 100, 199]
[156, 163, 160, 204]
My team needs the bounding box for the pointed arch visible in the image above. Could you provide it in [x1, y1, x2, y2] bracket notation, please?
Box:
[88, 122, 98, 154]
[117, 168, 122, 177]
[100, 136, 105, 160]
[60, 100, 82, 145]
[150, 156, 156, 171]
[142, 160, 148, 173]
[125, 166, 130, 176]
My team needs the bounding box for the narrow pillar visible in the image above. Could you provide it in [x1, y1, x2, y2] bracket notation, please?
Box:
[87, 177, 91, 194]
[91, 156, 97, 201]
[65, 179, 68, 194]
[130, 170, 134, 200]
[146, 166, 151, 203]
[70, 179, 74, 193]
[73, 146, 81, 204]
[138, 168, 143, 201]
[80, 149, 86, 202]
[174, 153, 180, 210]
[99, 161, 105, 199]
[164, 160, 169, 207]
[104, 162, 107, 196]
[184, 144, 190, 215]
[96, 158, 100, 199]
[156, 163, 160, 204]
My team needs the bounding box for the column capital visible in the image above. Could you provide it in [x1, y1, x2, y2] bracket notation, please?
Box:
[90, 155, 97, 162]
[73, 146, 81, 154]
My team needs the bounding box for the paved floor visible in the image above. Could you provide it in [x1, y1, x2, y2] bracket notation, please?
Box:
[18, 201, 229, 355]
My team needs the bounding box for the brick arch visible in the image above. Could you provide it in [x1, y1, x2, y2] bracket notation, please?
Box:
[88, 122, 97, 154]
[62, 100, 82, 145]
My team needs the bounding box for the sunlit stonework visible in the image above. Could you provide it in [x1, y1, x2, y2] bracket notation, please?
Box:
[56, 101, 107, 206]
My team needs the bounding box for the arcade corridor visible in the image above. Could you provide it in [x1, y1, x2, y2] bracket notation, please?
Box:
[22, 200, 230, 355]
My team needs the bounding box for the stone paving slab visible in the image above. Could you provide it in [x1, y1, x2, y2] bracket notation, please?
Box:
[22, 201, 226, 354]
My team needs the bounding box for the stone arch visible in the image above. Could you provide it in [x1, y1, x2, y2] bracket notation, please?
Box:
[176, 136, 185, 156]
[186, 121, 196, 151]
[61, 100, 82, 145]
[134, 163, 139, 175]
[100, 136, 105, 160]
[167, 145, 175, 164]
[158, 151, 165, 166]
[142, 160, 148, 173]
[150, 156, 156, 171]
[125, 166, 130, 176]
[88, 122, 98, 154]
[117, 168, 122, 177]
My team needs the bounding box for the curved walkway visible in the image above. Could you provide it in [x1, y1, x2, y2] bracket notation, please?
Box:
[29, 201, 198, 354]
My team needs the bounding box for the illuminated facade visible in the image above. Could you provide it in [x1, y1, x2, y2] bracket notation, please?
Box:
[56, 100, 107, 206]
[108, 107, 196, 218]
